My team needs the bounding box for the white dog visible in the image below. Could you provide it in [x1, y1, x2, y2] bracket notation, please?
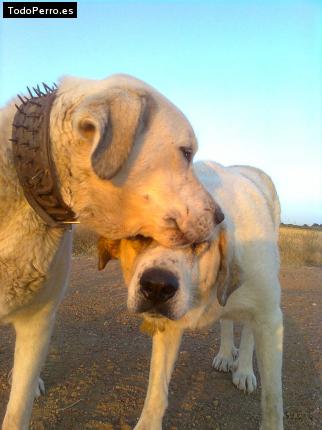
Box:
[98, 160, 283, 430]
[0, 76, 223, 430]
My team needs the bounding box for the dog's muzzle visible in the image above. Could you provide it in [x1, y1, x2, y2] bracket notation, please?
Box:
[140, 268, 178, 304]
[134, 268, 179, 318]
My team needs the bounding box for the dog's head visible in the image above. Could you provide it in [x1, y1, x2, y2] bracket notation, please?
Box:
[97, 226, 241, 322]
[50, 74, 223, 246]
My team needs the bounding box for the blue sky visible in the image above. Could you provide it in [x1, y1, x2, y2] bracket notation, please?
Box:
[1, 0, 321, 224]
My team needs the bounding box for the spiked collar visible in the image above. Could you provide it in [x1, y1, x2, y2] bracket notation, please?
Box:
[11, 84, 79, 228]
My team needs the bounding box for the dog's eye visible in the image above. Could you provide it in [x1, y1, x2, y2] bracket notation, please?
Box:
[180, 147, 193, 163]
[130, 234, 148, 241]
[191, 243, 198, 251]
[128, 235, 153, 251]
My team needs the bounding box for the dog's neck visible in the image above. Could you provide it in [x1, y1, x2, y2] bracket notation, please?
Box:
[0, 102, 25, 209]
[49, 96, 76, 212]
[0, 100, 65, 255]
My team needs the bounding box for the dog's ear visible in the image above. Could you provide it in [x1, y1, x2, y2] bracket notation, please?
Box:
[97, 237, 121, 270]
[215, 228, 242, 306]
[74, 90, 148, 179]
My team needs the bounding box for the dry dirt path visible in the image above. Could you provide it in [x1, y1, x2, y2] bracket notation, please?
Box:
[0, 258, 321, 429]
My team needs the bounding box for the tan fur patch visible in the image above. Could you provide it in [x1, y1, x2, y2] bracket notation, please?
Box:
[216, 228, 242, 306]
[97, 237, 120, 270]
[140, 319, 166, 336]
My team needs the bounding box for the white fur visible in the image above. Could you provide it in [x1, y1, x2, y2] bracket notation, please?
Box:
[212, 320, 238, 372]
[212, 320, 257, 393]
[0, 75, 219, 429]
[1, 229, 73, 430]
[129, 161, 283, 430]
[231, 322, 257, 393]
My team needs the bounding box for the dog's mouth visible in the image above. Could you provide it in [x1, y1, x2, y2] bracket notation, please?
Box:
[145, 311, 161, 319]
[133, 300, 180, 321]
[129, 291, 183, 321]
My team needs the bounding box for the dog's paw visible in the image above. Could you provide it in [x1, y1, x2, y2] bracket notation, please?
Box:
[7, 369, 45, 398]
[232, 369, 257, 393]
[134, 420, 162, 430]
[212, 346, 238, 372]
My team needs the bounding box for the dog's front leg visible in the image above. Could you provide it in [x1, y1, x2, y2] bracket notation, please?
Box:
[212, 319, 238, 372]
[2, 305, 56, 430]
[253, 307, 284, 430]
[232, 323, 257, 393]
[134, 326, 183, 430]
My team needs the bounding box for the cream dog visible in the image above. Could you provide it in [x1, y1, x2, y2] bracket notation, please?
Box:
[98, 160, 283, 430]
[0, 76, 222, 430]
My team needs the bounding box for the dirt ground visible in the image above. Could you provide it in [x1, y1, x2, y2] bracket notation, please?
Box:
[0, 258, 321, 430]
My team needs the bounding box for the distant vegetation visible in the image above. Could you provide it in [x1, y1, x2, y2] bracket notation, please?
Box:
[73, 225, 322, 268]
[280, 222, 322, 231]
[279, 225, 322, 267]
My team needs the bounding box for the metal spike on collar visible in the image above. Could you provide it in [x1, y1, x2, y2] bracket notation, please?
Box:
[32, 87, 42, 97]
[15, 104, 24, 114]
[42, 82, 56, 94]
[16, 82, 58, 112]
[26, 86, 34, 99]
[37, 84, 45, 95]
[42, 82, 51, 93]
[17, 95, 26, 105]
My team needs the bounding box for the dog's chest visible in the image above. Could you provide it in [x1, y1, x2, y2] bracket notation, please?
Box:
[0, 258, 44, 313]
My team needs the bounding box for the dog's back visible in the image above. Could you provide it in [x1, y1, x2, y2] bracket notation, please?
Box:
[194, 161, 280, 232]
[229, 164, 280, 238]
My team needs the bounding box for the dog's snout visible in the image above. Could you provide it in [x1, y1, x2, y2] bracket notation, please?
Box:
[140, 268, 179, 304]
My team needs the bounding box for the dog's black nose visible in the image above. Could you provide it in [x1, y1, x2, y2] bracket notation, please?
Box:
[139, 268, 179, 304]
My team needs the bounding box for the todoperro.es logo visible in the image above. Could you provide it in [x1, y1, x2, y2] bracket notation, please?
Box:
[3, 2, 77, 18]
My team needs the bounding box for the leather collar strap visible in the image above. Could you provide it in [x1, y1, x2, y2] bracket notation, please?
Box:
[11, 85, 78, 228]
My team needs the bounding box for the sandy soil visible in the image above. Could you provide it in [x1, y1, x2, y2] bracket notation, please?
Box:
[0, 258, 321, 430]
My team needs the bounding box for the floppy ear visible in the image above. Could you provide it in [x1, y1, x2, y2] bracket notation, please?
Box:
[74, 89, 148, 179]
[215, 228, 242, 306]
[97, 237, 121, 270]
